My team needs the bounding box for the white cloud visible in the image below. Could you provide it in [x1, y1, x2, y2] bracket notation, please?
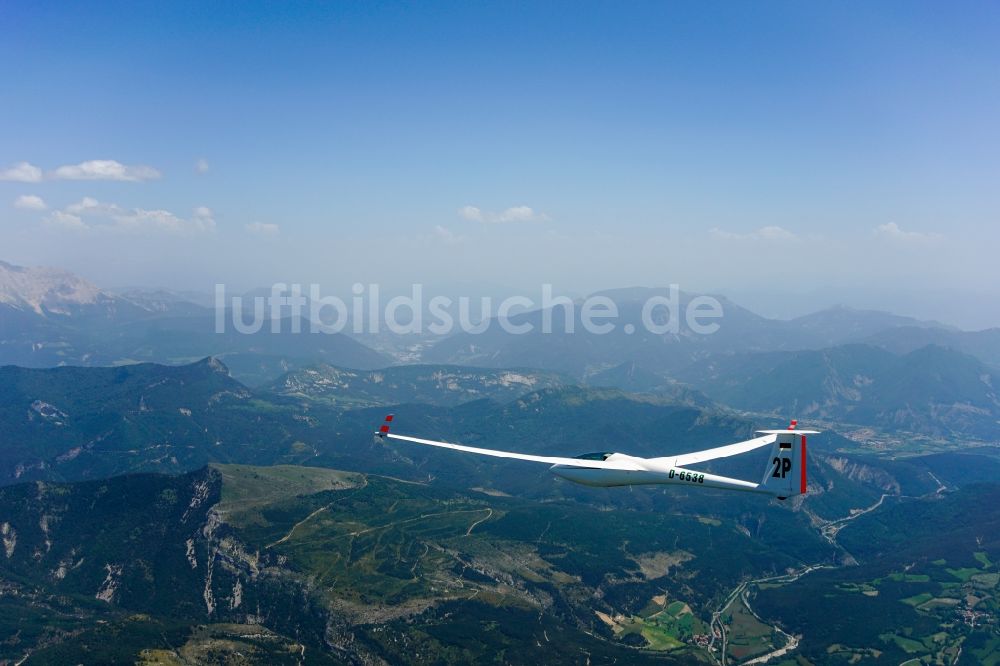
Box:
[195, 158, 209, 174]
[116, 209, 191, 233]
[115, 206, 215, 234]
[50, 160, 161, 182]
[45, 211, 86, 230]
[186, 206, 216, 233]
[873, 222, 943, 244]
[13, 194, 47, 210]
[47, 197, 215, 234]
[245, 222, 280, 237]
[0, 162, 43, 182]
[458, 204, 550, 223]
[458, 205, 484, 222]
[66, 196, 118, 215]
[432, 225, 463, 245]
[709, 225, 798, 242]
[496, 205, 548, 223]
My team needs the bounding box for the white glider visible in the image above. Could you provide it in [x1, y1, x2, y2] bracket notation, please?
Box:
[375, 416, 817, 500]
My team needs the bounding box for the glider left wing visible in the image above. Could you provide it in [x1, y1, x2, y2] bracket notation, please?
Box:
[384, 433, 646, 470]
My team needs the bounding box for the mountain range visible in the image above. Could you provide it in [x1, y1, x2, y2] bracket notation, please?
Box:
[6, 262, 1000, 379]
[676, 343, 1000, 438]
[422, 288, 968, 377]
[0, 260, 387, 373]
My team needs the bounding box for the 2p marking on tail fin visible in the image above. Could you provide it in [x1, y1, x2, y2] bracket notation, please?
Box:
[757, 422, 814, 500]
[754, 420, 816, 499]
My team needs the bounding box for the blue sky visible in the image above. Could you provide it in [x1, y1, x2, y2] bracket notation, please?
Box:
[2, 2, 998, 326]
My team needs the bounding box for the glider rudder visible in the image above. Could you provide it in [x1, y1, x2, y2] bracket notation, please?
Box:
[757, 420, 817, 500]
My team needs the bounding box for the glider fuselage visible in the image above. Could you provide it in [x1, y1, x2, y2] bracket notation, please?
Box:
[549, 456, 761, 493]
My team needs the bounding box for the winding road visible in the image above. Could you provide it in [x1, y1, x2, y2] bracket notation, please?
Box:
[708, 470, 951, 665]
[707, 491, 894, 666]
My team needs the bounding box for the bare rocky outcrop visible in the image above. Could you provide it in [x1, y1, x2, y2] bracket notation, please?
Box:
[1, 522, 15, 558]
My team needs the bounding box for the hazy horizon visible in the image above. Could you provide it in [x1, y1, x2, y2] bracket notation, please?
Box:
[4, 253, 994, 331]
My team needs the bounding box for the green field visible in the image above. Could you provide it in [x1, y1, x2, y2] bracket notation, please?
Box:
[725, 597, 777, 662]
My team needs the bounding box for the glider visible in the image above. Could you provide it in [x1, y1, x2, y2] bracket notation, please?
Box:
[375, 416, 817, 500]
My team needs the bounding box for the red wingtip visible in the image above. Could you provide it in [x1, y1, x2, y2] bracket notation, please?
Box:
[379, 414, 394, 434]
[789, 419, 797, 430]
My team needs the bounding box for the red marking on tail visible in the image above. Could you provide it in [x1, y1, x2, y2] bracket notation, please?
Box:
[789, 419, 797, 430]
[800, 435, 808, 495]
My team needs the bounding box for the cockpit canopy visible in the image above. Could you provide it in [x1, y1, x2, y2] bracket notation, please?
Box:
[573, 452, 615, 461]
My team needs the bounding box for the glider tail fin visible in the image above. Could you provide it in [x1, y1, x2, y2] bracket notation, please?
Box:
[759, 427, 809, 500]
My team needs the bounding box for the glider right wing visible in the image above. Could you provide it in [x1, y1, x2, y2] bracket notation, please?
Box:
[667, 433, 778, 467]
